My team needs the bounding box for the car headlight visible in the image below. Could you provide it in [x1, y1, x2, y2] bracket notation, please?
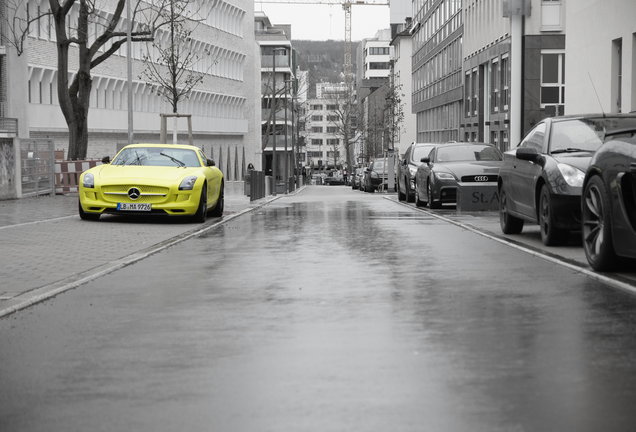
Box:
[435, 172, 455, 180]
[179, 176, 198, 190]
[557, 163, 585, 187]
[409, 166, 418, 177]
[83, 172, 94, 188]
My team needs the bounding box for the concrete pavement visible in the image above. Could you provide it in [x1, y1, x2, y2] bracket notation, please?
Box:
[2, 187, 634, 318]
[0, 191, 277, 318]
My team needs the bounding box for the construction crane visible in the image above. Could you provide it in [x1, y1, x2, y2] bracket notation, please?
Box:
[256, 0, 389, 83]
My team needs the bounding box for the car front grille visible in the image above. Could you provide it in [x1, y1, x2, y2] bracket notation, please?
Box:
[101, 185, 169, 203]
[460, 174, 498, 183]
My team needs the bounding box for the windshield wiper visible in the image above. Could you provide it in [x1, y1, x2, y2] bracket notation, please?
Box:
[131, 150, 146, 166]
[551, 148, 594, 154]
[160, 152, 186, 167]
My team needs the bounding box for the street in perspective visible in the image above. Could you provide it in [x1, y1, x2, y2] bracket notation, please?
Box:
[2, 186, 636, 431]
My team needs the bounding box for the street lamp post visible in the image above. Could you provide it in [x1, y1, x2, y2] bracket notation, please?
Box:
[271, 47, 287, 196]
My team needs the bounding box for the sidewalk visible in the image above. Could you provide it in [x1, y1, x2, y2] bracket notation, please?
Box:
[0, 191, 275, 317]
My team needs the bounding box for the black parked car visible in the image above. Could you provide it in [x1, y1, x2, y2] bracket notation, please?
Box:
[397, 142, 439, 202]
[582, 128, 636, 271]
[499, 114, 636, 246]
[361, 158, 388, 193]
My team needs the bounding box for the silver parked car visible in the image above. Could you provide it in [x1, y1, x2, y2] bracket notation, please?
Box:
[397, 142, 439, 203]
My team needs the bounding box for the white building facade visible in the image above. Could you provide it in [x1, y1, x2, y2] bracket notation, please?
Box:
[565, 0, 636, 114]
[9, 0, 260, 181]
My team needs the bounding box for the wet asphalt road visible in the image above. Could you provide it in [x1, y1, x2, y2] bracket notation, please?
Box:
[2, 186, 636, 431]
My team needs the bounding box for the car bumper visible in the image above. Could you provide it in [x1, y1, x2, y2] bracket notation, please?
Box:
[79, 187, 201, 216]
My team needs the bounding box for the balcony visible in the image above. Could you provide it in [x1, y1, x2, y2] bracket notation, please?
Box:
[0, 117, 18, 136]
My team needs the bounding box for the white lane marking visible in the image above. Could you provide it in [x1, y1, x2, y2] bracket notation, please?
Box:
[0, 197, 280, 318]
[386, 196, 636, 295]
[0, 215, 76, 230]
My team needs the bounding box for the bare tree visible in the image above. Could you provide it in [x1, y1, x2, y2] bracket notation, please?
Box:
[384, 81, 405, 152]
[4, 0, 192, 159]
[139, 0, 208, 115]
[325, 84, 357, 171]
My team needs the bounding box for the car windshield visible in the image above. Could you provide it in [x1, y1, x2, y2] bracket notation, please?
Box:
[412, 145, 435, 162]
[435, 145, 502, 162]
[550, 117, 636, 153]
[112, 147, 201, 167]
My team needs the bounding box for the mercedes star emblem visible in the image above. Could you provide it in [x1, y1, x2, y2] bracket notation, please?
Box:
[128, 187, 141, 200]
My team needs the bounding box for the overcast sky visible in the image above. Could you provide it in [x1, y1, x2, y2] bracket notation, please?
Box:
[254, 2, 390, 41]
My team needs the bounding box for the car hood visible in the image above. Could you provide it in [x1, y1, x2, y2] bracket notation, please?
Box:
[434, 161, 503, 177]
[91, 164, 202, 184]
[552, 153, 593, 171]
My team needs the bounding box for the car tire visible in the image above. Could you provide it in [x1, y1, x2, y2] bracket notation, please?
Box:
[499, 186, 523, 234]
[78, 201, 100, 221]
[428, 181, 441, 209]
[209, 182, 224, 217]
[582, 176, 617, 271]
[415, 182, 426, 207]
[406, 180, 415, 203]
[539, 184, 566, 246]
[193, 184, 207, 223]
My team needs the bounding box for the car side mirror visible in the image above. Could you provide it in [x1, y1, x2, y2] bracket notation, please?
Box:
[421, 157, 431, 164]
[207, 159, 216, 167]
[101, 156, 110, 164]
[516, 147, 542, 163]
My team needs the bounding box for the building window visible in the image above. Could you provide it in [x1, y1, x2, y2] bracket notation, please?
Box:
[491, 59, 500, 113]
[310, 104, 323, 110]
[540, 51, 565, 113]
[327, 115, 339, 121]
[311, 115, 323, 121]
[327, 138, 339, 146]
[311, 139, 323, 146]
[464, 72, 471, 117]
[326, 127, 337, 133]
[311, 126, 323, 133]
[612, 38, 623, 113]
[501, 55, 510, 111]
[326, 104, 338, 110]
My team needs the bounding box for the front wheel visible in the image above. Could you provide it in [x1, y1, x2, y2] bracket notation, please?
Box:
[499, 187, 523, 234]
[78, 201, 100, 221]
[209, 183, 224, 217]
[415, 181, 426, 207]
[582, 176, 616, 271]
[193, 184, 207, 223]
[428, 182, 441, 209]
[539, 184, 566, 246]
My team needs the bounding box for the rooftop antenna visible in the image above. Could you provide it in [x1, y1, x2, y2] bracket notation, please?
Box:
[588, 72, 606, 118]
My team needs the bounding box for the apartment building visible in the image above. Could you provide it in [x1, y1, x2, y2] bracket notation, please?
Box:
[255, 12, 296, 184]
[565, 0, 636, 114]
[411, 0, 463, 143]
[304, 93, 345, 170]
[18, 0, 259, 167]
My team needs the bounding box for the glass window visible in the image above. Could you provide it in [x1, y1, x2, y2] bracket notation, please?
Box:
[113, 147, 202, 167]
[520, 123, 547, 152]
[436, 145, 502, 162]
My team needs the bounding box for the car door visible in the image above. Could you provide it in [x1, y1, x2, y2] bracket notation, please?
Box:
[399, 145, 412, 193]
[510, 122, 547, 218]
[419, 147, 435, 201]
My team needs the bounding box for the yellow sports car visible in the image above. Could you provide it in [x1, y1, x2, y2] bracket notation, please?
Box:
[78, 143, 224, 222]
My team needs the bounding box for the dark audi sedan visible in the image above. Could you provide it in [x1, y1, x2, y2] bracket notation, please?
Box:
[414, 143, 503, 208]
[582, 128, 636, 271]
[499, 114, 636, 246]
